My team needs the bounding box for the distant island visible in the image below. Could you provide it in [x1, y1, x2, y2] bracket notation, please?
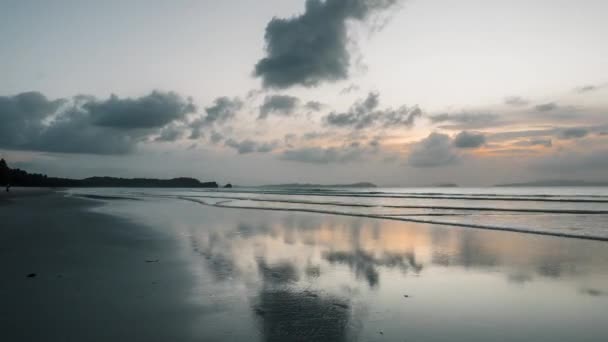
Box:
[0, 158, 218, 188]
[262, 182, 377, 188]
[496, 180, 608, 187]
[429, 183, 459, 187]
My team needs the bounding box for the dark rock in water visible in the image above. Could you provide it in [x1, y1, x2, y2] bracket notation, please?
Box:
[26, 273, 36, 278]
[403, 294, 410, 298]
[224, 183, 233, 188]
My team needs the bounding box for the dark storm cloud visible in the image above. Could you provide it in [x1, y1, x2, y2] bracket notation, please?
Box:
[88, 91, 195, 129]
[280, 145, 364, 164]
[407, 133, 459, 168]
[225, 138, 278, 154]
[34, 108, 142, 154]
[558, 127, 588, 140]
[429, 112, 502, 130]
[504, 96, 529, 106]
[258, 95, 300, 119]
[253, 0, 400, 89]
[453, 131, 485, 149]
[325, 92, 421, 129]
[0, 91, 65, 148]
[189, 97, 243, 139]
[0, 91, 195, 154]
[534, 102, 558, 112]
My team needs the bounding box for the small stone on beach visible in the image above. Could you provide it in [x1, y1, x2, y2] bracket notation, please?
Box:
[254, 308, 266, 316]
[26, 273, 36, 278]
[145, 259, 159, 263]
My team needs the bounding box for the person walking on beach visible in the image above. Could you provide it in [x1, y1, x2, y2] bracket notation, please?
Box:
[0, 158, 10, 192]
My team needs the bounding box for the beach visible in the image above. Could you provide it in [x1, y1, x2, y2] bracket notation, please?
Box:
[0, 191, 200, 341]
[1, 189, 608, 341]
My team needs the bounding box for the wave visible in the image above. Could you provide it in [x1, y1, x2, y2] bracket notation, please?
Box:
[174, 196, 608, 242]
[192, 189, 608, 203]
[179, 194, 608, 215]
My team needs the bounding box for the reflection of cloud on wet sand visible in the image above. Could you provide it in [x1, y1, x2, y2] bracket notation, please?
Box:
[182, 208, 608, 311]
[257, 258, 300, 284]
[323, 250, 423, 288]
[252, 289, 351, 342]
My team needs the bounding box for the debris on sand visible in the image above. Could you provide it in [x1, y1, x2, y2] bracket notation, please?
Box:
[145, 259, 160, 263]
[331, 302, 349, 309]
[26, 273, 36, 278]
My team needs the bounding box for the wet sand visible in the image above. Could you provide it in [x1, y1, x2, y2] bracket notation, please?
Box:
[0, 192, 201, 341]
[2, 191, 608, 341]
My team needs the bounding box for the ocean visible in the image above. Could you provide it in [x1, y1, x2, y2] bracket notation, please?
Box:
[70, 186, 608, 240]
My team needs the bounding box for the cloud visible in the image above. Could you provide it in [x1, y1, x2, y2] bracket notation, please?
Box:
[575, 84, 607, 94]
[209, 131, 225, 144]
[0, 91, 65, 148]
[340, 84, 360, 94]
[155, 124, 184, 142]
[1, 91, 194, 154]
[304, 101, 324, 112]
[429, 112, 502, 130]
[258, 95, 300, 119]
[225, 138, 278, 154]
[87, 91, 195, 129]
[453, 131, 486, 149]
[514, 139, 553, 148]
[407, 133, 459, 168]
[504, 96, 529, 106]
[534, 102, 558, 112]
[253, 0, 400, 89]
[190, 97, 242, 139]
[301, 131, 332, 140]
[280, 145, 364, 164]
[558, 127, 588, 140]
[576, 85, 598, 93]
[534, 149, 608, 173]
[325, 92, 421, 129]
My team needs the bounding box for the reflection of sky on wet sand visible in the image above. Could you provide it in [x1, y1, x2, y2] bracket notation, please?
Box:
[99, 198, 608, 341]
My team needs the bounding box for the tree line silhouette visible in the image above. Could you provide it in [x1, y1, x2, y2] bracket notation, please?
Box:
[0, 158, 218, 188]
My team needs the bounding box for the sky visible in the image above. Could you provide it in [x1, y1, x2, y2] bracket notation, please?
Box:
[1, 0, 607, 186]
